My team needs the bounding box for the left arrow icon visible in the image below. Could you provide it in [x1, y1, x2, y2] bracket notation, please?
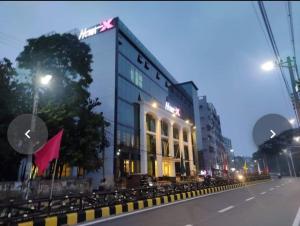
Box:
[25, 130, 31, 139]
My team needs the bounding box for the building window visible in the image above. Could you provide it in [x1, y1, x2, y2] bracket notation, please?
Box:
[174, 142, 180, 158]
[60, 164, 71, 177]
[130, 67, 143, 88]
[162, 138, 169, 157]
[146, 114, 156, 132]
[183, 130, 188, 142]
[175, 162, 181, 174]
[185, 162, 190, 176]
[173, 126, 179, 139]
[184, 145, 189, 160]
[161, 120, 168, 136]
[146, 134, 156, 155]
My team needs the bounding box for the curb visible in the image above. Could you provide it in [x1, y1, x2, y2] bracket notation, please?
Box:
[17, 179, 271, 226]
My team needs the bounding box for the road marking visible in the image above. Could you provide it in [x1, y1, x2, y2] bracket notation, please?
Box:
[281, 184, 285, 186]
[260, 192, 266, 195]
[276, 185, 280, 188]
[245, 197, 255, 202]
[185, 225, 193, 226]
[218, 205, 235, 213]
[269, 188, 274, 191]
[292, 206, 300, 226]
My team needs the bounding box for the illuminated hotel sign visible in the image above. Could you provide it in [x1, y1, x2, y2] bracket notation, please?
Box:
[78, 18, 115, 40]
[165, 102, 181, 117]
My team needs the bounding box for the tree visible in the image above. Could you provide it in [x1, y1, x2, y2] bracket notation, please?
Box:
[16, 33, 110, 177]
[0, 58, 30, 181]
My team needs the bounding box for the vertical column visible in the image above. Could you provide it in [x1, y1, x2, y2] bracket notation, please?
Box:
[179, 126, 185, 176]
[156, 117, 162, 177]
[187, 128, 194, 176]
[140, 105, 147, 174]
[169, 122, 175, 177]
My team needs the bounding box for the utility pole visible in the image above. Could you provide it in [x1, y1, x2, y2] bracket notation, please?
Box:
[285, 153, 293, 177]
[289, 151, 297, 177]
[287, 56, 300, 125]
[24, 63, 40, 199]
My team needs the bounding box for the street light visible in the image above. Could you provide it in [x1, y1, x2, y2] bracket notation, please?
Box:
[282, 149, 295, 177]
[261, 61, 275, 71]
[289, 118, 296, 125]
[230, 149, 234, 153]
[293, 136, 300, 143]
[24, 72, 53, 199]
[40, 74, 53, 85]
[261, 57, 300, 128]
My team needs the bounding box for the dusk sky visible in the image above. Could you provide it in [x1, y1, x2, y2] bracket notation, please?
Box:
[1, 1, 299, 157]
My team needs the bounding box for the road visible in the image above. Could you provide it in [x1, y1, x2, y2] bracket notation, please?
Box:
[79, 178, 300, 226]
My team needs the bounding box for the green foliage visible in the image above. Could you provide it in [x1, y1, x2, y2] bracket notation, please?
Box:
[0, 58, 28, 181]
[15, 33, 110, 176]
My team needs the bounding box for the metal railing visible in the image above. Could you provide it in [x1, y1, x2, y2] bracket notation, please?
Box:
[0, 175, 270, 225]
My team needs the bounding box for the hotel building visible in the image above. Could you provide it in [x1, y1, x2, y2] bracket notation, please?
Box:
[77, 17, 205, 188]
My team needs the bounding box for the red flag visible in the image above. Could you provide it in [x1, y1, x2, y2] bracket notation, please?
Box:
[34, 129, 63, 176]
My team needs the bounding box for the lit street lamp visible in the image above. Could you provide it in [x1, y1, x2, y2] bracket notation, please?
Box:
[261, 57, 300, 127]
[282, 149, 296, 177]
[261, 61, 275, 71]
[24, 72, 53, 198]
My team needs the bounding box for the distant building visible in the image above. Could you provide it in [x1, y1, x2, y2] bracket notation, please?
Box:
[198, 96, 227, 176]
[223, 136, 234, 169]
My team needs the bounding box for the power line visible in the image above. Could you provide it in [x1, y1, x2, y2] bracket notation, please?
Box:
[286, 1, 300, 80]
[257, 1, 292, 95]
[286, 1, 296, 59]
[251, 2, 293, 113]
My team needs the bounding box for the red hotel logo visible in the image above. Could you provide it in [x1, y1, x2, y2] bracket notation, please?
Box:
[78, 18, 115, 40]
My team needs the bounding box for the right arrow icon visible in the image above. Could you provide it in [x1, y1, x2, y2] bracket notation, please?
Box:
[270, 129, 276, 139]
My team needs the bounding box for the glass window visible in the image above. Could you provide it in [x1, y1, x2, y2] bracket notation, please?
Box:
[174, 142, 180, 158]
[117, 99, 134, 127]
[173, 126, 179, 139]
[185, 162, 190, 176]
[175, 162, 181, 174]
[183, 130, 188, 142]
[184, 145, 189, 160]
[146, 134, 156, 155]
[162, 138, 169, 157]
[161, 120, 168, 136]
[146, 114, 156, 132]
[130, 67, 143, 88]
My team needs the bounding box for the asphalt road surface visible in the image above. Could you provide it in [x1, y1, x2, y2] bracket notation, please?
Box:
[79, 178, 300, 226]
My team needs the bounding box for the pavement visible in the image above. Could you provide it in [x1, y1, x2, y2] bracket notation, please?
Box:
[77, 178, 300, 226]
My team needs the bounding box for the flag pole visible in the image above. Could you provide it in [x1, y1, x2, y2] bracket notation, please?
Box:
[49, 159, 58, 200]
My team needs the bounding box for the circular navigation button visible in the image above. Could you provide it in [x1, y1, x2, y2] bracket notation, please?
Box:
[252, 114, 292, 147]
[7, 114, 48, 155]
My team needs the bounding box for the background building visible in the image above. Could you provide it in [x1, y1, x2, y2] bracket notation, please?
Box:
[198, 96, 227, 176]
[223, 136, 234, 170]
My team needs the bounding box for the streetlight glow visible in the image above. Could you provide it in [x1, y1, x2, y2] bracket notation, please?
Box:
[230, 149, 234, 153]
[40, 74, 53, 85]
[151, 102, 158, 108]
[283, 149, 287, 153]
[293, 136, 300, 142]
[289, 118, 296, 125]
[261, 61, 275, 71]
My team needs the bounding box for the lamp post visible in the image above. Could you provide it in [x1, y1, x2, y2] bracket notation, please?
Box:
[24, 67, 52, 198]
[261, 57, 300, 127]
[283, 149, 293, 177]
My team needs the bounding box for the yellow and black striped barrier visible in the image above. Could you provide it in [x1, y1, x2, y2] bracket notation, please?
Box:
[17, 179, 270, 226]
